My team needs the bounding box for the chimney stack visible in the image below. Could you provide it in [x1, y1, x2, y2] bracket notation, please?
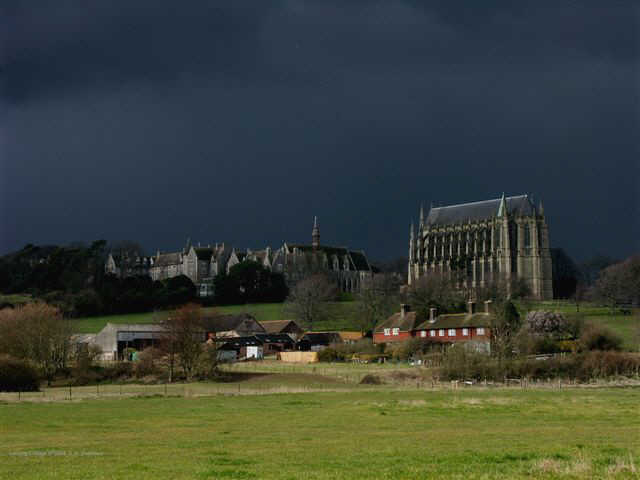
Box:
[400, 304, 411, 319]
[467, 300, 476, 315]
[484, 300, 492, 315]
[429, 307, 437, 323]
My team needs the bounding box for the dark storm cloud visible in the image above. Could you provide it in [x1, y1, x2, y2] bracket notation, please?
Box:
[0, 1, 638, 261]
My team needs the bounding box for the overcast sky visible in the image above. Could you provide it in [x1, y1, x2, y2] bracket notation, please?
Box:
[1, 1, 638, 262]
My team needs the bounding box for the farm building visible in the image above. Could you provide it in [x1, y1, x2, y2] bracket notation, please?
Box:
[201, 313, 265, 339]
[296, 332, 342, 352]
[218, 336, 264, 360]
[74, 323, 168, 361]
[254, 333, 295, 355]
[259, 320, 304, 340]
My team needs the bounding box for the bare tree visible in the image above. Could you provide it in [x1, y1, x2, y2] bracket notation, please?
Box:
[284, 274, 337, 331]
[0, 303, 72, 385]
[409, 273, 466, 318]
[489, 301, 521, 361]
[161, 303, 204, 381]
[356, 273, 401, 334]
[592, 255, 640, 312]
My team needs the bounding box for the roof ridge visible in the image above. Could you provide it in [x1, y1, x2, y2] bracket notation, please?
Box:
[431, 195, 527, 210]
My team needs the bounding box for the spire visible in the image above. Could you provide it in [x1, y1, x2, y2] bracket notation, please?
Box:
[497, 193, 508, 218]
[410, 221, 415, 240]
[312, 216, 320, 250]
[419, 204, 425, 228]
[538, 199, 545, 217]
[184, 237, 192, 254]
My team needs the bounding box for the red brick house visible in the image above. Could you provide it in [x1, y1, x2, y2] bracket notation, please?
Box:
[374, 301, 493, 351]
[373, 304, 422, 344]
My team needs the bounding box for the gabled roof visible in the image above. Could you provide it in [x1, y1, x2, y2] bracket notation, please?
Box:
[194, 247, 214, 261]
[414, 313, 493, 330]
[426, 195, 536, 226]
[154, 252, 182, 267]
[349, 250, 371, 271]
[374, 312, 422, 333]
[260, 320, 303, 334]
[285, 244, 370, 272]
[201, 313, 264, 333]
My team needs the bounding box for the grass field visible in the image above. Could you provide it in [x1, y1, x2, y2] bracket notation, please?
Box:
[70, 301, 361, 334]
[1, 387, 638, 479]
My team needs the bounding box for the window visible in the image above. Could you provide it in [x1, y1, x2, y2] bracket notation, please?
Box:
[383, 328, 390, 336]
[448, 329, 456, 337]
[420, 330, 426, 338]
[462, 328, 469, 336]
[392, 328, 399, 336]
[438, 329, 445, 337]
[477, 327, 485, 335]
[430, 330, 436, 337]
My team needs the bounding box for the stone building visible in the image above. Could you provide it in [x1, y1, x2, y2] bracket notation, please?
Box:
[106, 219, 372, 295]
[408, 194, 553, 300]
[148, 241, 235, 296]
[270, 218, 373, 293]
[105, 252, 154, 278]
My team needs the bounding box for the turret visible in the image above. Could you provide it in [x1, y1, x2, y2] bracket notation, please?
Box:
[497, 193, 508, 218]
[312, 216, 320, 250]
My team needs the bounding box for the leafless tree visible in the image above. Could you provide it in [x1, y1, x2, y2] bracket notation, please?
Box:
[592, 255, 640, 312]
[284, 274, 337, 331]
[160, 303, 205, 381]
[356, 273, 401, 334]
[0, 303, 72, 385]
[409, 273, 466, 318]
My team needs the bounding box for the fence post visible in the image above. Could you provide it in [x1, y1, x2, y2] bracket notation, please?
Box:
[18, 390, 20, 401]
[69, 385, 72, 401]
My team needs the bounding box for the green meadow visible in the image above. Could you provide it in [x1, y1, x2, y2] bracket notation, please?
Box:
[70, 301, 361, 334]
[1, 387, 638, 479]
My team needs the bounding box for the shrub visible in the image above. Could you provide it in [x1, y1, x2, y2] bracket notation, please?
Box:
[387, 338, 438, 361]
[317, 348, 342, 363]
[580, 324, 623, 352]
[360, 374, 383, 385]
[135, 347, 163, 378]
[100, 361, 133, 380]
[0, 355, 40, 392]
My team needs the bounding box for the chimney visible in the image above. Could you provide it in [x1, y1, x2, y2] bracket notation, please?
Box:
[400, 304, 411, 319]
[429, 307, 437, 323]
[467, 300, 476, 315]
[484, 300, 492, 315]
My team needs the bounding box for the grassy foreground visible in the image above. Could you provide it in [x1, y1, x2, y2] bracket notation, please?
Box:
[1, 388, 638, 479]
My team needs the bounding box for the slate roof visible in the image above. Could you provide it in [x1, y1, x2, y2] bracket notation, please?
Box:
[201, 313, 265, 333]
[414, 313, 493, 330]
[254, 333, 295, 344]
[374, 312, 422, 333]
[426, 195, 536, 226]
[154, 252, 182, 267]
[260, 320, 303, 334]
[218, 336, 263, 349]
[299, 332, 342, 345]
[286, 244, 371, 272]
[349, 250, 371, 271]
[194, 247, 214, 261]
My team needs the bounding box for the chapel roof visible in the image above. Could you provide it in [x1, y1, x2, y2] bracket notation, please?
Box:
[426, 195, 536, 226]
